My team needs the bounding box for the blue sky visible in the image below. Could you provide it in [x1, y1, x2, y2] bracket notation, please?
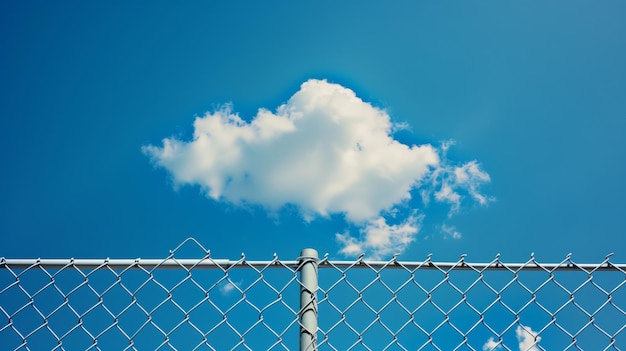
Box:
[2, 1, 625, 264]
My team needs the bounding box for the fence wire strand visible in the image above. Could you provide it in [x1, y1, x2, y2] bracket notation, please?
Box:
[1, 239, 625, 350]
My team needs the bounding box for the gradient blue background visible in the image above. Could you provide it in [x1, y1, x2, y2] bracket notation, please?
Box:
[1, 1, 625, 263]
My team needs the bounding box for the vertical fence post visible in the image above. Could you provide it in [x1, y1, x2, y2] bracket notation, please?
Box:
[299, 248, 319, 351]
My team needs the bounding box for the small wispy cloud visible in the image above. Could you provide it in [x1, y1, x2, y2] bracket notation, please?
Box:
[219, 279, 243, 296]
[482, 337, 501, 351]
[442, 224, 462, 239]
[144, 79, 492, 258]
[336, 213, 423, 260]
[426, 141, 493, 217]
[482, 325, 542, 351]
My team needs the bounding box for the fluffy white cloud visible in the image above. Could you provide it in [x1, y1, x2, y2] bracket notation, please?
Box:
[144, 79, 491, 258]
[482, 325, 542, 351]
[144, 79, 439, 223]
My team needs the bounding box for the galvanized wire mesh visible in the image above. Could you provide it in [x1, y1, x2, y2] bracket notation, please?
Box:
[1, 238, 625, 350]
[0, 239, 304, 351]
[316, 254, 626, 351]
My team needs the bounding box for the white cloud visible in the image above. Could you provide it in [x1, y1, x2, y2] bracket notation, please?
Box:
[144, 79, 492, 258]
[336, 214, 422, 260]
[426, 141, 493, 217]
[143, 79, 439, 223]
[481, 325, 542, 351]
[219, 279, 242, 295]
[517, 325, 542, 351]
[442, 224, 462, 239]
[482, 337, 501, 351]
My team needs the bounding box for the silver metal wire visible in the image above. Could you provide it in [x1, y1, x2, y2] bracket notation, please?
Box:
[1, 239, 625, 350]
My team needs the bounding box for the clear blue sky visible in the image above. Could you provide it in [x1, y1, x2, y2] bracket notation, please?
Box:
[2, 1, 625, 264]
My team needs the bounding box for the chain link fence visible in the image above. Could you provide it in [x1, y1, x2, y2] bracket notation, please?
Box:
[2, 238, 625, 350]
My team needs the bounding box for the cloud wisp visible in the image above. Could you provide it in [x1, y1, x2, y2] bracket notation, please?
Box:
[219, 279, 243, 296]
[336, 213, 423, 260]
[482, 325, 542, 351]
[143, 79, 491, 258]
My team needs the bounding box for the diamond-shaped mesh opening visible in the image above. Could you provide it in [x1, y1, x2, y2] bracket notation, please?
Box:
[133, 277, 170, 313]
[190, 298, 224, 333]
[16, 266, 52, 296]
[133, 320, 167, 350]
[59, 325, 93, 350]
[11, 304, 46, 338]
[479, 269, 516, 292]
[169, 277, 208, 315]
[395, 320, 429, 350]
[344, 299, 380, 335]
[377, 299, 412, 334]
[516, 302, 551, 332]
[430, 322, 465, 349]
[117, 268, 153, 294]
[573, 322, 611, 350]
[0, 327, 22, 350]
[538, 323, 573, 350]
[552, 269, 591, 291]
[321, 279, 360, 312]
[224, 296, 260, 332]
[166, 320, 206, 350]
[347, 266, 380, 290]
[594, 300, 626, 337]
[516, 269, 552, 291]
[447, 300, 481, 336]
[533, 279, 572, 315]
[361, 320, 396, 349]
[413, 269, 448, 294]
[98, 282, 133, 318]
[592, 268, 626, 295]
[465, 279, 498, 313]
[1, 284, 30, 320]
[482, 300, 517, 336]
[320, 321, 360, 350]
[0, 266, 16, 288]
[574, 277, 611, 312]
[24, 322, 58, 350]
[245, 274, 280, 310]
[152, 299, 187, 334]
[261, 297, 299, 340]
[67, 284, 100, 318]
[394, 282, 428, 313]
[30, 283, 65, 319]
[500, 278, 535, 313]
[89, 318, 129, 350]
[554, 298, 593, 334]
[207, 321, 241, 349]
[466, 323, 502, 350]
[361, 283, 394, 313]
[47, 303, 80, 340]
[413, 299, 447, 336]
[116, 300, 149, 338]
[446, 268, 481, 292]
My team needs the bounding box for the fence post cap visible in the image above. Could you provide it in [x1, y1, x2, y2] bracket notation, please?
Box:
[300, 248, 318, 259]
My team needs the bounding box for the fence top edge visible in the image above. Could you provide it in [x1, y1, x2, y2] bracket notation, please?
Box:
[1, 258, 625, 271]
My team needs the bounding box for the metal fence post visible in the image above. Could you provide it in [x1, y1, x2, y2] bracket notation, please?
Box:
[299, 248, 319, 351]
